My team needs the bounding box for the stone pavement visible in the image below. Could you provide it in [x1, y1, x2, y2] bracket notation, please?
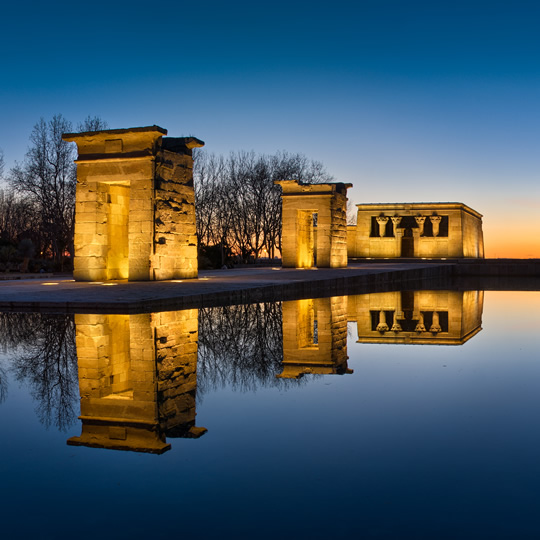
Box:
[0, 262, 453, 313]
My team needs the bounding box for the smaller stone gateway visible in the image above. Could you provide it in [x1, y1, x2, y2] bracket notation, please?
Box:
[63, 126, 203, 281]
[275, 180, 352, 268]
[348, 202, 484, 259]
[277, 297, 353, 379]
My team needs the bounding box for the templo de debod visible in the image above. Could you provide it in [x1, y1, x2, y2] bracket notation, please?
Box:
[63, 126, 203, 281]
[275, 180, 351, 268]
[348, 203, 484, 259]
[348, 290, 484, 345]
[68, 310, 206, 453]
[277, 297, 353, 379]
[65, 124, 485, 279]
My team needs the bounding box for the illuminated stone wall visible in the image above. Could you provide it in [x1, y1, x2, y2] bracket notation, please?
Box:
[68, 309, 205, 454]
[348, 290, 484, 345]
[349, 203, 484, 259]
[278, 296, 352, 378]
[153, 309, 204, 438]
[63, 126, 203, 281]
[275, 180, 352, 268]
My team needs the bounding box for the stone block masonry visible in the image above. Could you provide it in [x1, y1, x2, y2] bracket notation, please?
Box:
[63, 126, 203, 281]
[68, 309, 206, 453]
[349, 202, 484, 259]
[275, 180, 352, 268]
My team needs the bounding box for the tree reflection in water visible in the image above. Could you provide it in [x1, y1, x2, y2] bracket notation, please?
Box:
[0, 364, 7, 404]
[0, 312, 78, 430]
[0, 302, 302, 430]
[198, 302, 300, 394]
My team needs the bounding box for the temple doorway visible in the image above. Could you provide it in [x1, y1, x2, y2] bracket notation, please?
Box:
[401, 228, 414, 257]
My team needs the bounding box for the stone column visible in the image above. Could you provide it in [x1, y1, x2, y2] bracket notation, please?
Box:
[415, 312, 426, 332]
[392, 216, 403, 256]
[376, 310, 389, 332]
[415, 216, 426, 236]
[429, 311, 442, 333]
[412, 228, 421, 257]
[394, 228, 404, 257]
[376, 216, 389, 237]
[394, 291, 404, 328]
[430, 215, 442, 237]
[391, 311, 402, 332]
[391, 216, 402, 230]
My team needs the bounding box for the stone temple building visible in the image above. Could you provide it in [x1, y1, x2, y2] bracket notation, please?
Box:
[277, 297, 353, 379]
[348, 290, 484, 345]
[348, 203, 484, 259]
[275, 180, 351, 268]
[68, 310, 205, 454]
[63, 126, 203, 281]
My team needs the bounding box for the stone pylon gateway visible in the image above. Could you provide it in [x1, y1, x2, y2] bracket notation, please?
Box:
[275, 180, 352, 268]
[68, 310, 206, 454]
[63, 126, 203, 281]
[277, 297, 353, 379]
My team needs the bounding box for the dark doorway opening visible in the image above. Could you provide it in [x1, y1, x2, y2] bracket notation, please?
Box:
[401, 229, 414, 257]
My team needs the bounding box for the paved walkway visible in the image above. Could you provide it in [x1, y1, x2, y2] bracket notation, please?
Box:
[0, 262, 453, 313]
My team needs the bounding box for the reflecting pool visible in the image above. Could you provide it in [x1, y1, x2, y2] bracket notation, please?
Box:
[1, 290, 539, 539]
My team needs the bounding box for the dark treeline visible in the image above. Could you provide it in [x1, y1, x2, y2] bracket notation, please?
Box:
[0, 115, 107, 272]
[194, 149, 333, 268]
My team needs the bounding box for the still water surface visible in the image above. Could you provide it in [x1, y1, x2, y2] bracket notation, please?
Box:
[0, 290, 539, 539]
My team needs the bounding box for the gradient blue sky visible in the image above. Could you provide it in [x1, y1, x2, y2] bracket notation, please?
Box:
[1, 0, 538, 256]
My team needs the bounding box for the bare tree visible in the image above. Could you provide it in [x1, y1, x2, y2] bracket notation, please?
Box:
[77, 115, 108, 132]
[194, 152, 229, 247]
[194, 149, 333, 267]
[7, 115, 108, 269]
[347, 199, 357, 225]
[0, 190, 38, 246]
[9, 115, 76, 268]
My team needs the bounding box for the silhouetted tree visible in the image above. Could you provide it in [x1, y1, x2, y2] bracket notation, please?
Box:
[6, 115, 108, 270]
[77, 115, 108, 133]
[194, 150, 333, 266]
[347, 199, 357, 225]
[0, 190, 38, 251]
[9, 115, 76, 267]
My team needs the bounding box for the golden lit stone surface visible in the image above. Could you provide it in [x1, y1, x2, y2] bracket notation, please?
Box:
[278, 296, 353, 378]
[348, 203, 484, 259]
[349, 290, 483, 345]
[67, 309, 205, 453]
[63, 126, 204, 281]
[275, 180, 352, 268]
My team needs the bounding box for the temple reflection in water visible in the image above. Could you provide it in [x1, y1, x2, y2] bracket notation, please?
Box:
[65, 289, 483, 453]
[349, 290, 483, 345]
[278, 296, 353, 378]
[68, 310, 206, 454]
